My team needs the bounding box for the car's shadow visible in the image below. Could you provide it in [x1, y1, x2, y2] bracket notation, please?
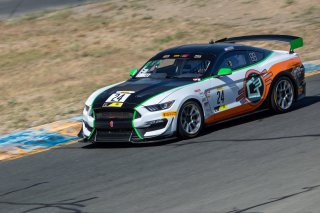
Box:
[82, 95, 320, 149]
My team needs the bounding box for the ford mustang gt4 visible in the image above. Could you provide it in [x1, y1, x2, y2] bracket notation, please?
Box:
[80, 34, 305, 143]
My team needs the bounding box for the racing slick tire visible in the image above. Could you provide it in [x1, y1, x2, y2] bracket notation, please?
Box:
[269, 76, 295, 113]
[177, 100, 204, 139]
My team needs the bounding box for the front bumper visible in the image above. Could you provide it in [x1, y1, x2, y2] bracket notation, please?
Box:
[81, 107, 176, 143]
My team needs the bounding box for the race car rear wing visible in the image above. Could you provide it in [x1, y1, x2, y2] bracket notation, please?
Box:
[213, 34, 303, 53]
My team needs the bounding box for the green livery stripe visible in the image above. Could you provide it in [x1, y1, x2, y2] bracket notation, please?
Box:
[132, 111, 143, 139]
[290, 37, 303, 50]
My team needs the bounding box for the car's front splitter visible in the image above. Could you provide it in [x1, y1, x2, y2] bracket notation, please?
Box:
[81, 117, 176, 143]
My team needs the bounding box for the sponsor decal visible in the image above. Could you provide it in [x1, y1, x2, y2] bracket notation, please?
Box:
[193, 78, 201, 81]
[214, 104, 228, 112]
[194, 54, 202, 58]
[109, 121, 114, 128]
[162, 111, 177, 118]
[246, 73, 263, 102]
[237, 69, 272, 105]
[136, 64, 152, 78]
[103, 102, 123, 107]
[194, 89, 201, 93]
[216, 86, 224, 90]
[173, 54, 180, 58]
[163, 54, 170, 58]
[249, 52, 258, 62]
[181, 54, 189, 58]
[104, 91, 135, 107]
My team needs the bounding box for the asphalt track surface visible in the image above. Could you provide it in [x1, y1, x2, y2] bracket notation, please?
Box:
[0, 0, 100, 18]
[0, 74, 320, 213]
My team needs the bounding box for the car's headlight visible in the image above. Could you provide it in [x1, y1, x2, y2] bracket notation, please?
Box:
[145, 100, 175, 112]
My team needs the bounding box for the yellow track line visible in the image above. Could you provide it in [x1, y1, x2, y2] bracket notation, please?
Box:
[1, 140, 78, 162]
[306, 70, 320, 77]
[1, 120, 82, 162]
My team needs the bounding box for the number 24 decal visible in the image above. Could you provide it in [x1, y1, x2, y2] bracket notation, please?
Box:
[217, 90, 224, 105]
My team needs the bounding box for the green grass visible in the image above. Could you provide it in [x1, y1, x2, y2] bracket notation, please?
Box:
[251, 17, 271, 21]
[286, 0, 295, 6]
[48, 9, 73, 21]
[242, 0, 256, 4]
[142, 15, 152, 20]
[154, 30, 189, 44]
[190, 0, 208, 8]
[302, 6, 317, 16]
[7, 99, 17, 106]
[80, 46, 121, 58]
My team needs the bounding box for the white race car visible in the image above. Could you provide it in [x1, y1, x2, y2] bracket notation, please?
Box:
[80, 35, 305, 143]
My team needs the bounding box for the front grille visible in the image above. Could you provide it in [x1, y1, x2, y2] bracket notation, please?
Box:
[95, 111, 133, 120]
[94, 109, 134, 131]
[95, 120, 132, 130]
[94, 130, 132, 142]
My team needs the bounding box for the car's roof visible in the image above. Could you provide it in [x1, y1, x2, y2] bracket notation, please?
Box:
[151, 43, 269, 59]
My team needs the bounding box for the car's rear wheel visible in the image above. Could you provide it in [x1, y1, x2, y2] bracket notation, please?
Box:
[178, 100, 203, 139]
[269, 76, 295, 113]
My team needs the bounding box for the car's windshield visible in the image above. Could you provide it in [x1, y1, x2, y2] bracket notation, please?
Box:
[135, 55, 212, 79]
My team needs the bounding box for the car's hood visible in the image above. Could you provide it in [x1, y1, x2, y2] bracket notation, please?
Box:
[92, 78, 193, 109]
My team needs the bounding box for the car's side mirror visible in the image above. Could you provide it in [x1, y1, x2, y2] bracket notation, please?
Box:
[129, 68, 138, 77]
[217, 68, 232, 76]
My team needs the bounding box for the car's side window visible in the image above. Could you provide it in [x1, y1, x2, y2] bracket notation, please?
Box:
[248, 51, 264, 64]
[219, 52, 248, 71]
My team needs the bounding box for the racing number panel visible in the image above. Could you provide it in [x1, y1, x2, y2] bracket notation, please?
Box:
[204, 50, 270, 124]
[205, 51, 251, 120]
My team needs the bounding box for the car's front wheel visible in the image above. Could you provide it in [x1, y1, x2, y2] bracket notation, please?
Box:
[178, 100, 203, 139]
[269, 76, 295, 113]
